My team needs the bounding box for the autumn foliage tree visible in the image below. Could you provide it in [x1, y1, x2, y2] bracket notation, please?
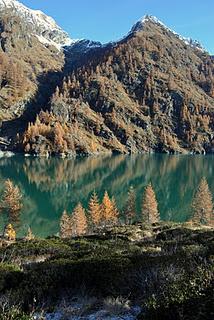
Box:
[54, 122, 68, 153]
[60, 210, 72, 238]
[71, 203, 88, 237]
[1, 179, 23, 218]
[88, 191, 101, 228]
[4, 224, 16, 241]
[191, 178, 213, 226]
[102, 191, 119, 226]
[142, 183, 160, 224]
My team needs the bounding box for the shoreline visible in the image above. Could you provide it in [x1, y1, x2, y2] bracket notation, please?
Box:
[0, 149, 214, 159]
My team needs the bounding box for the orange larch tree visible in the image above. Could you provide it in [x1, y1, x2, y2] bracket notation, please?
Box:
[88, 191, 102, 228]
[71, 203, 88, 237]
[191, 178, 213, 226]
[54, 122, 68, 153]
[142, 183, 160, 224]
[1, 179, 23, 216]
[60, 210, 72, 238]
[102, 191, 119, 226]
[4, 224, 16, 241]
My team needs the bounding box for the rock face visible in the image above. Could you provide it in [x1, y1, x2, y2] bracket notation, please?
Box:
[0, 0, 67, 129]
[0, 3, 213, 154]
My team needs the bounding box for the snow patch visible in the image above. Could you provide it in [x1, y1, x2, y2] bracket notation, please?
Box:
[36, 35, 74, 51]
[0, 2, 206, 53]
[0, 0, 74, 49]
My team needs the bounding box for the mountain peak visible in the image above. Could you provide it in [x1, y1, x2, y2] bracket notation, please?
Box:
[130, 14, 205, 51]
[0, 0, 16, 4]
[0, 0, 74, 49]
[130, 15, 166, 33]
[141, 15, 165, 25]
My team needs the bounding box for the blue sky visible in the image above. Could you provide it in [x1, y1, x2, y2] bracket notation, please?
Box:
[21, 0, 214, 53]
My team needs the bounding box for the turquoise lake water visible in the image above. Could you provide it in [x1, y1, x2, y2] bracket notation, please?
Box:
[0, 154, 213, 237]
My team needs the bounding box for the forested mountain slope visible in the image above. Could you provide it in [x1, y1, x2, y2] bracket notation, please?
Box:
[0, 2, 213, 155]
[0, 0, 68, 122]
[24, 16, 214, 155]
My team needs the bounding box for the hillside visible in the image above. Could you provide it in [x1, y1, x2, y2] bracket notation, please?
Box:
[23, 16, 214, 155]
[0, 2, 213, 155]
[0, 1, 68, 118]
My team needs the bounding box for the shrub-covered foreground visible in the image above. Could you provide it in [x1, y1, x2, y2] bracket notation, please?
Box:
[0, 222, 213, 319]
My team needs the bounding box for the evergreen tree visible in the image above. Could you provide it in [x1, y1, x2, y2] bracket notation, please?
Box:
[88, 191, 101, 227]
[1, 179, 22, 215]
[125, 186, 136, 224]
[71, 203, 88, 237]
[60, 210, 72, 238]
[191, 178, 213, 225]
[142, 183, 160, 224]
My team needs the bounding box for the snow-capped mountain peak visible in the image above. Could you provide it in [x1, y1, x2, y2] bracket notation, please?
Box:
[130, 14, 205, 51]
[130, 14, 166, 32]
[0, 0, 15, 5]
[0, 0, 74, 49]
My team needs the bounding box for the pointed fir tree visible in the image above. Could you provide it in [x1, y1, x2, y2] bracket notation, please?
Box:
[88, 191, 101, 228]
[142, 183, 160, 224]
[191, 178, 213, 226]
[71, 203, 88, 237]
[102, 191, 119, 226]
[102, 191, 112, 224]
[1, 179, 23, 215]
[125, 186, 136, 224]
[60, 210, 72, 238]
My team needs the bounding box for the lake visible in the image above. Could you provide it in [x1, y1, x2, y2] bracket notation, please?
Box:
[0, 154, 213, 237]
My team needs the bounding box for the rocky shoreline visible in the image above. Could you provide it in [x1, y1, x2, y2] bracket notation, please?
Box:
[0, 147, 213, 160]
